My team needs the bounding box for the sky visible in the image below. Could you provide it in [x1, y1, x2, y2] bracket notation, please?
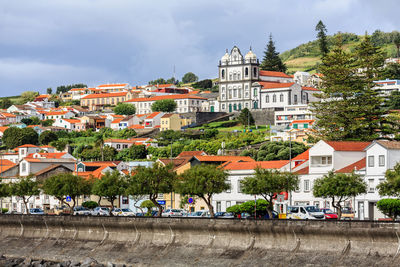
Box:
[0, 0, 399, 96]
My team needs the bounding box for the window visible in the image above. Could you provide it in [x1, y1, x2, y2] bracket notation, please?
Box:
[226, 201, 231, 208]
[221, 69, 225, 79]
[245, 67, 249, 76]
[379, 155, 385, 167]
[273, 94, 276, 103]
[237, 180, 243, 193]
[21, 162, 26, 172]
[216, 202, 221, 212]
[222, 104, 225, 110]
[253, 88, 258, 97]
[368, 179, 375, 193]
[294, 95, 298, 104]
[226, 180, 231, 193]
[122, 197, 129, 205]
[280, 94, 284, 102]
[310, 156, 332, 166]
[304, 180, 310, 192]
[368, 156, 374, 167]
[233, 89, 237, 98]
[266, 95, 269, 103]
[253, 67, 257, 76]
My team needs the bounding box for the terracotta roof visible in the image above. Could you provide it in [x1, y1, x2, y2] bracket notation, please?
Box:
[313, 73, 324, 77]
[125, 94, 207, 102]
[105, 139, 135, 144]
[295, 166, 309, 175]
[45, 111, 68, 116]
[0, 164, 17, 173]
[290, 120, 315, 125]
[80, 161, 119, 167]
[128, 124, 145, 129]
[223, 160, 289, 170]
[97, 83, 128, 88]
[161, 113, 175, 118]
[16, 144, 39, 148]
[336, 158, 366, 173]
[193, 155, 255, 163]
[26, 152, 67, 159]
[0, 126, 8, 133]
[292, 149, 309, 161]
[325, 141, 371, 151]
[111, 118, 123, 124]
[145, 112, 161, 119]
[302, 86, 320, 91]
[1, 112, 17, 118]
[376, 140, 400, 150]
[63, 119, 81, 124]
[259, 82, 295, 89]
[69, 88, 87, 92]
[158, 158, 191, 170]
[82, 92, 128, 99]
[259, 70, 292, 78]
[177, 151, 206, 158]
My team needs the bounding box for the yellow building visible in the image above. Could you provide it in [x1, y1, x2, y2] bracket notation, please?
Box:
[160, 113, 192, 131]
[80, 91, 133, 111]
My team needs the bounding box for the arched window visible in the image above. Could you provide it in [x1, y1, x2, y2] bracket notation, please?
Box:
[229, 73, 233, 80]
[253, 67, 257, 76]
[238, 103, 242, 110]
[266, 95, 269, 103]
[221, 69, 225, 79]
[273, 94, 276, 103]
[253, 88, 258, 96]
[245, 67, 249, 76]
[280, 94, 284, 102]
[233, 104, 237, 110]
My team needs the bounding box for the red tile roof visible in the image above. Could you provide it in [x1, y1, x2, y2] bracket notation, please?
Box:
[16, 144, 39, 148]
[194, 155, 255, 163]
[0, 126, 8, 133]
[290, 120, 315, 125]
[97, 83, 128, 88]
[82, 92, 128, 99]
[302, 86, 320, 91]
[292, 149, 309, 161]
[111, 118, 123, 124]
[325, 141, 371, 151]
[177, 151, 206, 158]
[295, 166, 309, 175]
[63, 119, 81, 124]
[336, 158, 366, 173]
[45, 111, 68, 116]
[259, 82, 295, 89]
[128, 124, 145, 129]
[125, 94, 207, 102]
[145, 112, 161, 119]
[223, 160, 289, 170]
[1, 112, 17, 118]
[259, 70, 292, 78]
[69, 88, 87, 92]
[26, 152, 67, 159]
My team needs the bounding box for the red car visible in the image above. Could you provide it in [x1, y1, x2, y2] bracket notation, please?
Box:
[320, 208, 338, 219]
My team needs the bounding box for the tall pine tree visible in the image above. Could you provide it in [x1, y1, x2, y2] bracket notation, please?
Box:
[315, 20, 329, 57]
[312, 34, 393, 141]
[260, 34, 287, 72]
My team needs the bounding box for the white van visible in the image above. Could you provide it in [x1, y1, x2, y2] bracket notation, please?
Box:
[288, 205, 325, 220]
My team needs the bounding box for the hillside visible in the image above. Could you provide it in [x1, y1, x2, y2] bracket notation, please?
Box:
[280, 31, 400, 74]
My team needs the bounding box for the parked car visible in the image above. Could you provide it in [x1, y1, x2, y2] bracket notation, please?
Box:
[29, 208, 45, 215]
[341, 208, 355, 220]
[91, 207, 110, 216]
[262, 210, 279, 219]
[112, 208, 135, 216]
[73, 206, 91, 216]
[188, 210, 210, 218]
[54, 205, 71, 215]
[162, 209, 184, 217]
[215, 212, 235, 219]
[320, 208, 338, 220]
[135, 212, 144, 217]
[287, 205, 325, 220]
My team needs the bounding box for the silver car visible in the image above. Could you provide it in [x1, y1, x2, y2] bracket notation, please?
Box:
[91, 207, 110, 216]
[161, 209, 184, 217]
[73, 206, 91, 216]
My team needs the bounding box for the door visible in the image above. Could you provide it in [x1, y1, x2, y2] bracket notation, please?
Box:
[358, 202, 364, 220]
[300, 207, 307, 219]
[229, 104, 232, 112]
[368, 202, 374, 220]
[210, 106, 214, 112]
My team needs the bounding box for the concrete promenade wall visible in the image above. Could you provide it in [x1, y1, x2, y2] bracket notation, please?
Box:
[0, 215, 400, 266]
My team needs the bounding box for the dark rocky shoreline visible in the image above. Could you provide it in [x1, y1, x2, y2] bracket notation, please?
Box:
[0, 256, 127, 267]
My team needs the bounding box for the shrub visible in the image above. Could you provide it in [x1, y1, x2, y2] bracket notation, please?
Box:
[377, 198, 400, 220]
[82, 201, 98, 210]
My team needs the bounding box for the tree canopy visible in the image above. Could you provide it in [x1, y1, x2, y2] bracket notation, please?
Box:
[241, 168, 298, 218]
[2, 127, 39, 149]
[56, 84, 87, 94]
[114, 103, 136, 115]
[91, 171, 128, 212]
[39, 131, 58, 145]
[126, 163, 176, 217]
[10, 176, 40, 214]
[241, 141, 307, 161]
[311, 34, 391, 141]
[182, 72, 198, 83]
[116, 144, 147, 161]
[151, 99, 177, 112]
[377, 163, 400, 197]
[377, 199, 400, 220]
[313, 171, 366, 219]
[0, 99, 13, 109]
[176, 164, 229, 217]
[260, 34, 287, 72]
[19, 91, 38, 104]
[192, 79, 213, 89]
[315, 20, 329, 56]
[237, 108, 255, 127]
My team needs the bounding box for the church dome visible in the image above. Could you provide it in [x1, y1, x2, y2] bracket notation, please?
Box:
[245, 48, 257, 61]
[221, 49, 229, 63]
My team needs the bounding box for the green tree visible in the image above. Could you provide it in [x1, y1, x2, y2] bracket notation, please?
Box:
[116, 128, 137, 139]
[237, 108, 255, 127]
[140, 200, 156, 216]
[377, 199, 400, 220]
[182, 72, 198, 83]
[80, 146, 116, 161]
[19, 91, 39, 104]
[41, 173, 93, 211]
[312, 34, 389, 141]
[382, 63, 400, 80]
[315, 20, 329, 57]
[41, 119, 54, 127]
[313, 171, 366, 219]
[192, 79, 213, 89]
[126, 163, 176, 217]
[92, 171, 127, 212]
[10, 176, 40, 214]
[157, 130, 182, 145]
[176, 164, 229, 218]
[241, 168, 299, 218]
[385, 91, 400, 110]
[260, 34, 287, 72]
[21, 116, 42, 126]
[114, 103, 136, 115]
[47, 88, 52, 95]
[116, 145, 147, 161]
[82, 201, 98, 209]
[2, 127, 39, 149]
[166, 77, 177, 84]
[226, 199, 269, 216]
[151, 99, 177, 112]
[49, 140, 68, 151]
[148, 78, 167, 85]
[0, 183, 11, 213]
[377, 163, 400, 197]
[394, 32, 400, 58]
[39, 131, 58, 145]
[0, 99, 13, 109]
[56, 84, 87, 94]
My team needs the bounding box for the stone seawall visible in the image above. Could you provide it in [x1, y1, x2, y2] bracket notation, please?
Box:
[1, 215, 400, 266]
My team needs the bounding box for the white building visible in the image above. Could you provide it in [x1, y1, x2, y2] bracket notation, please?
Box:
[274, 104, 313, 126]
[373, 79, 400, 96]
[293, 71, 311, 86]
